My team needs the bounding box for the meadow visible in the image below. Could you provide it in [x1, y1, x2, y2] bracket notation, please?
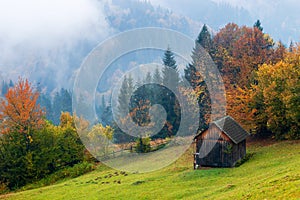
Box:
[2, 139, 299, 200]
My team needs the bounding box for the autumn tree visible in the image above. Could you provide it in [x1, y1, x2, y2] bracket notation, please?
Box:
[212, 23, 276, 128]
[250, 45, 300, 139]
[88, 123, 114, 157]
[0, 78, 45, 145]
[213, 23, 274, 88]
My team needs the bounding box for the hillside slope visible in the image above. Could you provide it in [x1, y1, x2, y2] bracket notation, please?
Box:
[2, 140, 300, 200]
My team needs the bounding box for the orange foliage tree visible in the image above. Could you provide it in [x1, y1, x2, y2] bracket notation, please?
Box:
[0, 78, 45, 140]
[212, 23, 284, 130]
[250, 45, 300, 138]
[213, 23, 275, 88]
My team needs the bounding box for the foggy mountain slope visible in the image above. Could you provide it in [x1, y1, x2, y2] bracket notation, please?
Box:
[0, 0, 112, 92]
[142, 0, 252, 31]
[0, 0, 203, 93]
[105, 0, 201, 37]
[1, 0, 289, 94]
[148, 0, 300, 43]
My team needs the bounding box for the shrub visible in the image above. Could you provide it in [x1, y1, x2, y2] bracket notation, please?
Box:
[135, 137, 151, 153]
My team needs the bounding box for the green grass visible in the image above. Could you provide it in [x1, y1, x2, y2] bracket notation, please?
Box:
[1, 140, 300, 200]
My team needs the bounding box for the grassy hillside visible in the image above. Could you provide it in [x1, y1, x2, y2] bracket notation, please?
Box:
[2, 140, 300, 200]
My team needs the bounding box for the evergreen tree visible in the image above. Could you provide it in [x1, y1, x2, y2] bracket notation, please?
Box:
[160, 47, 181, 137]
[152, 67, 163, 103]
[36, 83, 53, 122]
[185, 24, 213, 88]
[196, 24, 213, 51]
[37, 92, 52, 121]
[192, 43, 211, 131]
[153, 67, 162, 84]
[254, 19, 263, 32]
[127, 74, 134, 97]
[8, 79, 14, 88]
[289, 41, 294, 52]
[1, 80, 8, 96]
[118, 75, 134, 116]
[52, 92, 62, 125]
[102, 104, 113, 126]
[162, 47, 180, 90]
[135, 76, 142, 88]
[118, 76, 129, 116]
[51, 88, 72, 125]
[184, 27, 212, 131]
[96, 95, 106, 123]
[184, 64, 197, 88]
[144, 71, 152, 84]
[60, 88, 72, 114]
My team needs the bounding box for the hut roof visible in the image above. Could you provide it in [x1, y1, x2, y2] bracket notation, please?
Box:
[195, 116, 249, 144]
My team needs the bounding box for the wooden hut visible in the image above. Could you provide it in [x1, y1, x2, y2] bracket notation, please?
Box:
[194, 116, 249, 168]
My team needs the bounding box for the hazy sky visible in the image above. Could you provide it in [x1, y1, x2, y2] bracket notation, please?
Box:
[0, 0, 110, 48]
[0, 0, 111, 88]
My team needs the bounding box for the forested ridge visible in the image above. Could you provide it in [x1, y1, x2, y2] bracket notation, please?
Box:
[0, 20, 299, 194]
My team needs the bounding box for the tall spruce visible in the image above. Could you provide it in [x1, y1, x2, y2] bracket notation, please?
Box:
[1, 80, 8, 96]
[196, 24, 213, 51]
[118, 75, 134, 117]
[184, 25, 212, 131]
[52, 92, 62, 125]
[254, 19, 263, 32]
[144, 71, 152, 84]
[161, 47, 181, 137]
[162, 47, 180, 90]
[152, 67, 162, 103]
[185, 24, 213, 88]
[118, 76, 129, 116]
[153, 67, 162, 84]
[51, 88, 72, 125]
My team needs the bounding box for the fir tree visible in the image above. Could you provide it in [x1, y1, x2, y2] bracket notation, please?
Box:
[8, 80, 14, 88]
[153, 67, 162, 84]
[118, 75, 134, 117]
[144, 71, 152, 84]
[184, 63, 197, 88]
[289, 41, 294, 52]
[52, 92, 62, 125]
[60, 88, 72, 114]
[162, 47, 180, 90]
[196, 24, 213, 51]
[161, 47, 181, 137]
[127, 74, 134, 95]
[37, 91, 52, 122]
[1, 80, 8, 96]
[185, 24, 213, 89]
[254, 19, 263, 32]
[184, 28, 212, 131]
[152, 67, 163, 103]
[118, 76, 129, 116]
